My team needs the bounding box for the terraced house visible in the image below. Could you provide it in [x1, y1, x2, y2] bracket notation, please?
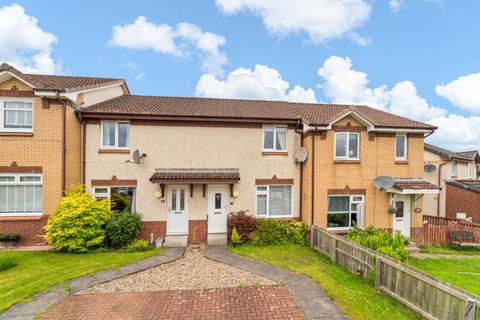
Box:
[0, 65, 441, 246]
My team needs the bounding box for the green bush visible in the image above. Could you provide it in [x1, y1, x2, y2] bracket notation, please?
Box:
[249, 219, 308, 246]
[0, 233, 21, 242]
[45, 186, 111, 253]
[231, 227, 241, 243]
[347, 226, 409, 262]
[0, 258, 17, 272]
[125, 239, 150, 252]
[105, 209, 142, 248]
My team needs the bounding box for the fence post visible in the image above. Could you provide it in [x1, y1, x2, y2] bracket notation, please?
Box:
[310, 226, 314, 248]
[332, 238, 337, 262]
[374, 255, 382, 288]
[465, 299, 476, 320]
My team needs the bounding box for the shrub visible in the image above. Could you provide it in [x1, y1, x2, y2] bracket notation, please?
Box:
[45, 186, 111, 253]
[105, 209, 142, 248]
[0, 233, 21, 242]
[227, 210, 257, 240]
[249, 219, 308, 246]
[125, 239, 150, 252]
[0, 257, 17, 272]
[347, 226, 409, 262]
[231, 227, 241, 243]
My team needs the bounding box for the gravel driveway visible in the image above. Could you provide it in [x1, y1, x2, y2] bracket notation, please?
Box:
[81, 246, 276, 293]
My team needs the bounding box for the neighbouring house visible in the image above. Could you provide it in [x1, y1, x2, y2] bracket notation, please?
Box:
[0, 65, 441, 246]
[444, 180, 480, 223]
[423, 143, 480, 218]
[0, 63, 128, 245]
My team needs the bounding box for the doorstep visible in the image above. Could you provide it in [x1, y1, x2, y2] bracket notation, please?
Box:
[207, 233, 227, 246]
[164, 234, 188, 247]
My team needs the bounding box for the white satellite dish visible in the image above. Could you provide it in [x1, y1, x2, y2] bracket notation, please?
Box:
[373, 176, 394, 191]
[424, 164, 436, 173]
[126, 149, 146, 164]
[294, 147, 308, 164]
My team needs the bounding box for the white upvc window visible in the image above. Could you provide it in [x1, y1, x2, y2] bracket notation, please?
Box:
[468, 163, 474, 179]
[334, 132, 359, 160]
[255, 185, 292, 217]
[100, 121, 130, 149]
[263, 125, 287, 152]
[327, 195, 364, 230]
[395, 134, 407, 160]
[451, 160, 457, 177]
[93, 186, 136, 212]
[0, 98, 33, 132]
[0, 174, 42, 216]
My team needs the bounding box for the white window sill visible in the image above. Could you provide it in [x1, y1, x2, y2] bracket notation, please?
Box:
[255, 215, 293, 218]
[0, 212, 42, 217]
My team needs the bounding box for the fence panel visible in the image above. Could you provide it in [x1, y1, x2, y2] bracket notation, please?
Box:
[310, 225, 480, 320]
[423, 215, 480, 246]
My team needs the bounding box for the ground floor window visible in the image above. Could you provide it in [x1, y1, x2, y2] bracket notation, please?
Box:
[0, 174, 42, 216]
[256, 185, 292, 217]
[327, 195, 364, 229]
[93, 186, 136, 212]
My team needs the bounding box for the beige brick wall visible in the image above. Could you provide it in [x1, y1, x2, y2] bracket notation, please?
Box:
[302, 115, 425, 230]
[65, 106, 81, 189]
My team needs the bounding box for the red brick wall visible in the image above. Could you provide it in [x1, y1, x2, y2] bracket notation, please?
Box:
[138, 221, 166, 244]
[0, 216, 49, 246]
[189, 220, 207, 244]
[445, 183, 480, 223]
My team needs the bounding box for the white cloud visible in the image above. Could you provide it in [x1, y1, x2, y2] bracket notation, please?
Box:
[435, 73, 480, 113]
[427, 114, 480, 151]
[389, 0, 403, 12]
[0, 4, 61, 74]
[215, 0, 371, 44]
[111, 17, 227, 75]
[195, 64, 316, 103]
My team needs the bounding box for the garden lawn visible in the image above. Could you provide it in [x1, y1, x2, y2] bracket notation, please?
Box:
[409, 257, 480, 296]
[419, 245, 480, 255]
[0, 249, 160, 312]
[230, 244, 420, 320]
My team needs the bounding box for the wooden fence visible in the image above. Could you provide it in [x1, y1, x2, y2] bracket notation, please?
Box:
[310, 226, 480, 320]
[423, 215, 480, 246]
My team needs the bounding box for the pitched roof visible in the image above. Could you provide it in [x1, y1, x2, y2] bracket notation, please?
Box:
[455, 151, 479, 161]
[150, 168, 240, 183]
[446, 179, 480, 194]
[82, 95, 436, 130]
[393, 178, 440, 190]
[0, 63, 125, 92]
[424, 143, 474, 161]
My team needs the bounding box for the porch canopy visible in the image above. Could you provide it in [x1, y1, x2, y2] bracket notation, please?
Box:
[386, 178, 440, 194]
[150, 168, 240, 197]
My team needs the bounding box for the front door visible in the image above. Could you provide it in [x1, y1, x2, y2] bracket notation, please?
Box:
[208, 185, 229, 233]
[167, 186, 188, 235]
[392, 195, 411, 237]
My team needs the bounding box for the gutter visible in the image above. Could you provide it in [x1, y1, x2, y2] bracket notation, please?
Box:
[294, 119, 303, 221]
[437, 162, 448, 216]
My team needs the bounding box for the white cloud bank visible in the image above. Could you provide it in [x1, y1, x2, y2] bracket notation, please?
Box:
[0, 4, 61, 74]
[195, 64, 316, 103]
[215, 0, 371, 45]
[436, 73, 480, 114]
[111, 17, 227, 76]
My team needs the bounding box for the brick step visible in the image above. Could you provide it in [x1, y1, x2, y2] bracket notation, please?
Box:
[164, 235, 188, 247]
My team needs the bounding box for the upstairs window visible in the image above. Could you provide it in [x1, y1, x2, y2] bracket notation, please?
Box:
[395, 135, 407, 160]
[468, 163, 474, 179]
[451, 160, 457, 177]
[0, 100, 33, 132]
[263, 126, 287, 152]
[334, 132, 359, 160]
[101, 121, 129, 149]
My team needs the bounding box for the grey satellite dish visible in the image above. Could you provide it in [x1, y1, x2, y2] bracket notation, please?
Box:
[424, 164, 436, 173]
[373, 176, 394, 191]
[126, 149, 146, 164]
[294, 147, 308, 164]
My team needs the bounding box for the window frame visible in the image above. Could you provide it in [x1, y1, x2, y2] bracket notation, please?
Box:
[100, 121, 130, 150]
[92, 185, 136, 212]
[334, 132, 360, 160]
[395, 134, 407, 160]
[255, 184, 293, 218]
[451, 160, 457, 177]
[0, 173, 42, 216]
[327, 195, 364, 231]
[262, 125, 288, 152]
[0, 97, 34, 133]
[468, 163, 474, 179]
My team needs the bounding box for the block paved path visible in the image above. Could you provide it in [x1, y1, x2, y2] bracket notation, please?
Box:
[41, 286, 304, 320]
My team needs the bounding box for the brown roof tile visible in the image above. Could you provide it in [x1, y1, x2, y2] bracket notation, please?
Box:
[0, 63, 125, 92]
[150, 168, 240, 183]
[82, 95, 436, 129]
[393, 178, 440, 190]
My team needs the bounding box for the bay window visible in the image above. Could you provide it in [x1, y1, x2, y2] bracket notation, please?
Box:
[0, 99, 33, 132]
[0, 174, 42, 216]
[327, 195, 364, 229]
[101, 121, 130, 149]
[256, 185, 292, 217]
[263, 125, 287, 152]
[334, 132, 359, 160]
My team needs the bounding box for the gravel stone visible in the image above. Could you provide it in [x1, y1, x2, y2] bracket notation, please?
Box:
[81, 247, 275, 293]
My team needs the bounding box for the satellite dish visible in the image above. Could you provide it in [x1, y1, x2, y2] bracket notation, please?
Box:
[373, 176, 394, 191]
[424, 164, 436, 173]
[294, 147, 308, 164]
[126, 149, 146, 164]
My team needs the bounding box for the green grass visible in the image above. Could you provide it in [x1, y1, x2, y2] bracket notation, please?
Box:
[230, 244, 420, 320]
[419, 245, 480, 255]
[0, 248, 160, 312]
[409, 257, 480, 296]
[0, 257, 18, 272]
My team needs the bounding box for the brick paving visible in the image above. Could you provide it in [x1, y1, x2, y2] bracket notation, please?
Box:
[41, 285, 303, 320]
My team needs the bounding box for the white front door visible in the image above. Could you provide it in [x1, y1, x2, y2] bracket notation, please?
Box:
[392, 195, 411, 238]
[167, 186, 188, 235]
[208, 185, 229, 233]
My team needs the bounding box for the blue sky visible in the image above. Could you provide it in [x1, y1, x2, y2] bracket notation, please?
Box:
[1, 0, 480, 150]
